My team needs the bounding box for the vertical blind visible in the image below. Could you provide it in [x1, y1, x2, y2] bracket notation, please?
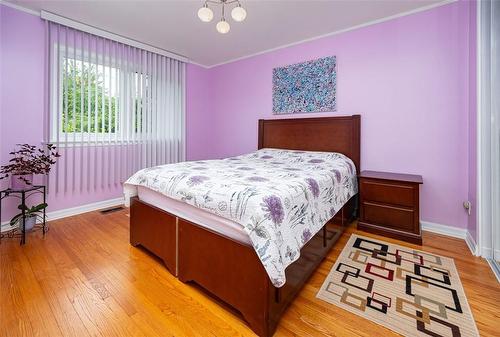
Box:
[45, 21, 186, 194]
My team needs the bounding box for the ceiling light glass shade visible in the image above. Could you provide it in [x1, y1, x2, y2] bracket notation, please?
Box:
[197, 5, 214, 22]
[216, 19, 230, 34]
[231, 5, 247, 22]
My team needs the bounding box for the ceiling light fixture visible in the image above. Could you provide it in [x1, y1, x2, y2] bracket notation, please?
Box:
[197, 0, 247, 34]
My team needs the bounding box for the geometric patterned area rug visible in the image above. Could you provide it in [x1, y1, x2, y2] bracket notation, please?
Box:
[317, 234, 479, 337]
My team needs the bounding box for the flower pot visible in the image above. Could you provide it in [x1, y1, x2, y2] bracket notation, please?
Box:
[10, 174, 33, 190]
[17, 215, 36, 232]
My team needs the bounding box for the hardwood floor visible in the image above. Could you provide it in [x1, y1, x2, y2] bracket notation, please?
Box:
[1, 209, 498, 337]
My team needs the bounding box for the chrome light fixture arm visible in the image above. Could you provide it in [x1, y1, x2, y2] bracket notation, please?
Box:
[205, 0, 240, 5]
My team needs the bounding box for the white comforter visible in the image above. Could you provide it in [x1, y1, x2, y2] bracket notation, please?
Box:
[124, 148, 358, 287]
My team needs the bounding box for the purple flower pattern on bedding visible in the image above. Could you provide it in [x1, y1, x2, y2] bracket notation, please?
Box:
[306, 178, 320, 198]
[237, 166, 254, 171]
[301, 228, 313, 244]
[332, 169, 342, 183]
[124, 148, 357, 287]
[261, 195, 285, 225]
[187, 175, 210, 186]
[247, 176, 269, 182]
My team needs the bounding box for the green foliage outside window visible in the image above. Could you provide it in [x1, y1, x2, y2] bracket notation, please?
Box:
[61, 59, 117, 133]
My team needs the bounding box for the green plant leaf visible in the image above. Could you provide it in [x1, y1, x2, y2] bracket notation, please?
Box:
[29, 203, 48, 213]
[9, 214, 23, 226]
[17, 204, 29, 211]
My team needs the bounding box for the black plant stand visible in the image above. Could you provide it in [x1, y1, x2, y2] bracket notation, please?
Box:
[0, 185, 47, 245]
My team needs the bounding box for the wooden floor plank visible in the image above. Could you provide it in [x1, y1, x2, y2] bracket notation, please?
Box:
[0, 209, 498, 337]
[0, 244, 35, 337]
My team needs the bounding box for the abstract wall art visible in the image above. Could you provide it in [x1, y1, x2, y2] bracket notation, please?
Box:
[272, 56, 337, 114]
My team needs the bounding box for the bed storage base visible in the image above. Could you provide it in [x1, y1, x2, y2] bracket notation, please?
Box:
[130, 196, 356, 337]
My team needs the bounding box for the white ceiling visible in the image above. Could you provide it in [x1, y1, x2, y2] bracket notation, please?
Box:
[7, 0, 450, 67]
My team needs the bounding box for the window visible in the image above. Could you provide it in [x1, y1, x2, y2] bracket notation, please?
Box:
[52, 48, 154, 144]
[46, 22, 185, 192]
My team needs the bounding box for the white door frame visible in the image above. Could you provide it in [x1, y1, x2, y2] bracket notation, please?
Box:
[477, 0, 500, 281]
[476, 0, 486, 259]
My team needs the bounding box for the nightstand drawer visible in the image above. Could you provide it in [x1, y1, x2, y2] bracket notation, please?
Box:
[361, 201, 416, 232]
[361, 180, 415, 207]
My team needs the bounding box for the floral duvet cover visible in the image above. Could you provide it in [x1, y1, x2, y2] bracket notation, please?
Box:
[124, 148, 358, 287]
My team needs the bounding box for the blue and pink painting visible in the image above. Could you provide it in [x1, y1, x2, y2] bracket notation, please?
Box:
[272, 56, 337, 114]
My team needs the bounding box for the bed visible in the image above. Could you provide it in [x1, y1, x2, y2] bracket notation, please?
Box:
[124, 115, 361, 337]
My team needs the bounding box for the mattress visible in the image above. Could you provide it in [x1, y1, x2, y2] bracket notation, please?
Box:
[137, 185, 251, 245]
[124, 148, 358, 287]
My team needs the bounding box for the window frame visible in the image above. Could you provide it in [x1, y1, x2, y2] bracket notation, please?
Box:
[50, 43, 152, 146]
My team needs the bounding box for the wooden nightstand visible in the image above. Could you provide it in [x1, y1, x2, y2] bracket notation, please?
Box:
[358, 170, 423, 245]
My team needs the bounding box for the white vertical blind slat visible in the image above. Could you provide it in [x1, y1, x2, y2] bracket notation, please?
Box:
[118, 43, 124, 183]
[79, 31, 84, 191]
[86, 32, 91, 192]
[100, 37, 106, 189]
[181, 63, 186, 161]
[71, 30, 76, 192]
[122, 44, 128, 183]
[107, 40, 113, 185]
[152, 53, 158, 167]
[63, 26, 69, 193]
[173, 62, 179, 163]
[93, 35, 99, 191]
[55, 24, 61, 193]
[167, 58, 173, 165]
[153, 54, 158, 167]
[44, 21, 51, 191]
[117, 43, 123, 183]
[148, 51, 153, 168]
[160, 56, 166, 166]
[126, 45, 132, 180]
[150, 52, 155, 167]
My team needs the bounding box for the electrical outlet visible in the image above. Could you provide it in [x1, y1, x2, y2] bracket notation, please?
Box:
[463, 201, 471, 216]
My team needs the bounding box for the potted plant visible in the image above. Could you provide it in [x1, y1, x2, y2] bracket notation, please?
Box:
[9, 202, 48, 232]
[0, 143, 60, 189]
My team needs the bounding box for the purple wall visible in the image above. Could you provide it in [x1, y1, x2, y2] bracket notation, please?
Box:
[0, 4, 55, 220]
[0, 4, 211, 221]
[203, 1, 475, 229]
[186, 64, 214, 161]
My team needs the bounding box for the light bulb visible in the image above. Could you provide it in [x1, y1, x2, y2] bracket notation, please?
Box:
[197, 5, 213, 22]
[231, 5, 247, 22]
[216, 19, 230, 34]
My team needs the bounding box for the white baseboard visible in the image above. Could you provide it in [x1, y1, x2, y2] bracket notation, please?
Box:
[479, 246, 500, 259]
[46, 197, 125, 221]
[420, 221, 480, 256]
[421, 221, 467, 239]
[1, 197, 124, 233]
[465, 230, 479, 256]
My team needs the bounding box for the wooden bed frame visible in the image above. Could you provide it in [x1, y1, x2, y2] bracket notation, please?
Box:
[130, 115, 361, 337]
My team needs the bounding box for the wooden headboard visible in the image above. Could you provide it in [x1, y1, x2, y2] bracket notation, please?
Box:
[258, 115, 361, 172]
